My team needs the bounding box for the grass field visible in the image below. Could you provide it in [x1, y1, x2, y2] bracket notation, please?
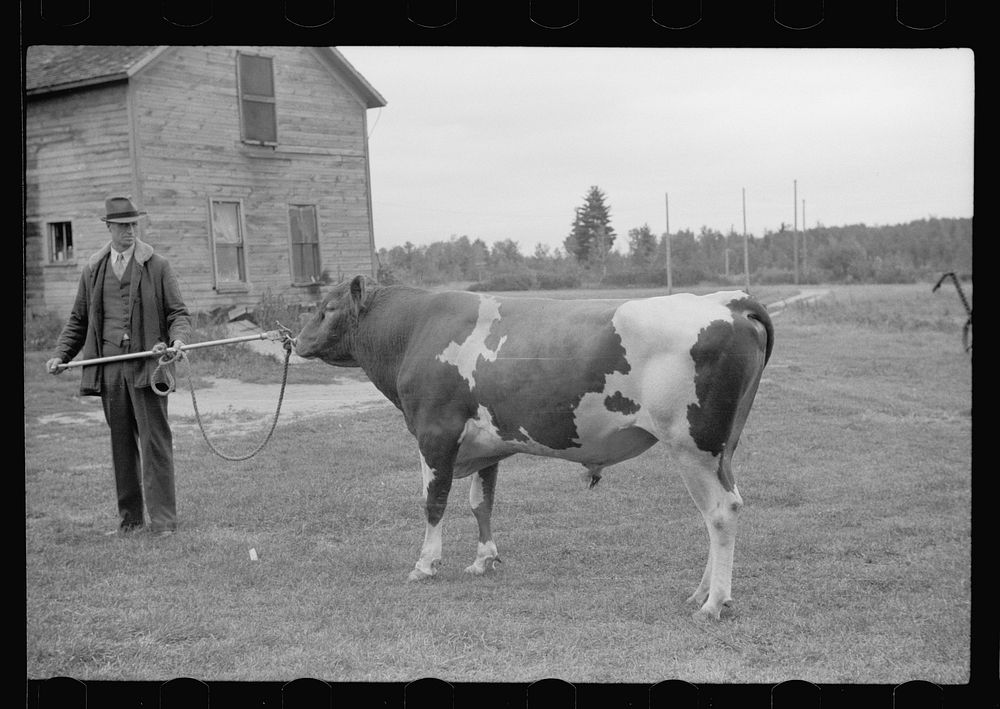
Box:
[24, 283, 972, 684]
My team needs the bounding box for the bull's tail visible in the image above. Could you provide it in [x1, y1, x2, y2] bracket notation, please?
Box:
[740, 297, 774, 365]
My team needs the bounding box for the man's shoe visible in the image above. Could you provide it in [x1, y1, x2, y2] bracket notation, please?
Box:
[105, 524, 144, 536]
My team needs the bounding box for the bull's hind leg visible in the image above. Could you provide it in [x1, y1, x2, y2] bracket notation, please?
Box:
[676, 449, 744, 620]
[408, 452, 454, 581]
[465, 463, 501, 575]
[687, 537, 715, 607]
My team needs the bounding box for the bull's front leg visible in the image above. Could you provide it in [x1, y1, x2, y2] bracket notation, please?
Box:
[465, 463, 501, 575]
[408, 449, 455, 582]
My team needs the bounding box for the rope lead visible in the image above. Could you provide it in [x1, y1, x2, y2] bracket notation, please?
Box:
[165, 335, 294, 461]
[151, 348, 184, 396]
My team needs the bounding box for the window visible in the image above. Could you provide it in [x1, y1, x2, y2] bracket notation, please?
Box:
[237, 52, 277, 144]
[48, 222, 73, 263]
[288, 204, 322, 284]
[209, 200, 247, 287]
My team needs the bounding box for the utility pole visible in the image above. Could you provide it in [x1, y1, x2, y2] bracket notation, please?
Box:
[802, 198, 808, 280]
[793, 179, 799, 285]
[742, 188, 750, 292]
[726, 224, 733, 278]
[664, 192, 673, 294]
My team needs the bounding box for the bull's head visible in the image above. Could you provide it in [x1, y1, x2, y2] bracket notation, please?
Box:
[294, 274, 375, 366]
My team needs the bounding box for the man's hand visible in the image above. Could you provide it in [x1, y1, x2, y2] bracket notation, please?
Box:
[171, 340, 185, 352]
[45, 358, 64, 375]
[151, 342, 168, 355]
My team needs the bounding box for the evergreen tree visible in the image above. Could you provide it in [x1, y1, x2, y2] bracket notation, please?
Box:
[564, 186, 616, 265]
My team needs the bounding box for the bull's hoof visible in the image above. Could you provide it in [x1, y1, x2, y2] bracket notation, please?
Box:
[464, 556, 502, 576]
[691, 606, 722, 622]
[407, 563, 438, 582]
[692, 599, 734, 622]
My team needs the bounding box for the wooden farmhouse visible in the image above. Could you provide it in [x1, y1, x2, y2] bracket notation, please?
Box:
[24, 45, 386, 318]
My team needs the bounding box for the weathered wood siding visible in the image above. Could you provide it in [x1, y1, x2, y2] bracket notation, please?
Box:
[131, 46, 376, 312]
[24, 82, 134, 316]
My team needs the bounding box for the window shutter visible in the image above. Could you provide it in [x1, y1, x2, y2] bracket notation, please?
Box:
[238, 53, 277, 143]
[289, 205, 321, 282]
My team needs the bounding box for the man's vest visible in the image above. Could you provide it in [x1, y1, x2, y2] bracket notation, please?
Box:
[102, 254, 132, 348]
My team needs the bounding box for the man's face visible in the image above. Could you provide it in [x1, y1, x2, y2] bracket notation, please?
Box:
[108, 221, 138, 252]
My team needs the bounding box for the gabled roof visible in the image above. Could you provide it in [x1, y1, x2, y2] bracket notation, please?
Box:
[316, 47, 386, 109]
[24, 46, 386, 108]
[24, 45, 166, 95]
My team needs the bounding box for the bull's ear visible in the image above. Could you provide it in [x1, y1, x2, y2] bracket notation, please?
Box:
[350, 274, 366, 300]
[349, 275, 368, 318]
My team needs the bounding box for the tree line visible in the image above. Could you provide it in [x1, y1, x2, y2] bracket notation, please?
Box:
[376, 185, 972, 290]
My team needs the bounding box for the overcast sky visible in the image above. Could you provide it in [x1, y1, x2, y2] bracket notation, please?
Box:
[338, 47, 974, 254]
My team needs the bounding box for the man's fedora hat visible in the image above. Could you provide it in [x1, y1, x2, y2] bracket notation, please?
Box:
[100, 196, 147, 223]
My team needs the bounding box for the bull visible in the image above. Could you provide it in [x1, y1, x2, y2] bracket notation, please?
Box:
[294, 275, 773, 620]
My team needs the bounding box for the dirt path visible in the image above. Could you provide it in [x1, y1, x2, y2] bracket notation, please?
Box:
[166, 377, 392, 434]
[37, 377, 391, 431]
[767, 287, 831, 315]
[172, 377, 388, 418]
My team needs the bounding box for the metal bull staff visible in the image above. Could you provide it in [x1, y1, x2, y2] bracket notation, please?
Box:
[54, 331, 293, 371]
[295, 275, 774, 621]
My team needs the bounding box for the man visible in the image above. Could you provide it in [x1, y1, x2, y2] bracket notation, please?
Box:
[46, 196, 191, 537]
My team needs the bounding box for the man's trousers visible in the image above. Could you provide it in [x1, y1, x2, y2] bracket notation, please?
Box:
[99, 342, 177, 532]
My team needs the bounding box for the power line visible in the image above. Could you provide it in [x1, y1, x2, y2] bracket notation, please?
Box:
[375, 200, 562, 220]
